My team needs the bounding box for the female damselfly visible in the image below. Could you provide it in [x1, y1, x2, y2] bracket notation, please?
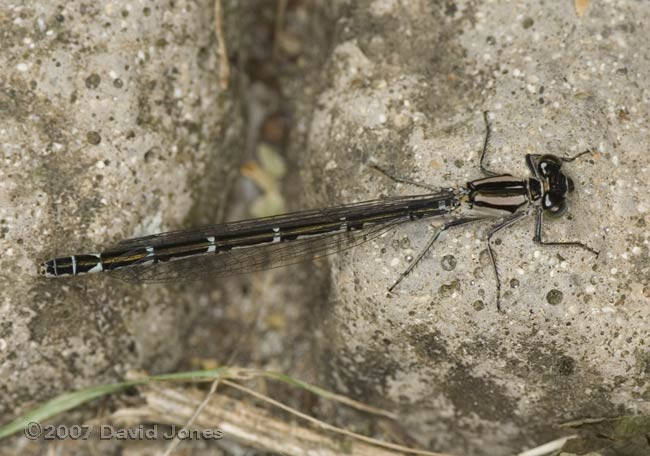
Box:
[40, 113, 598, 311]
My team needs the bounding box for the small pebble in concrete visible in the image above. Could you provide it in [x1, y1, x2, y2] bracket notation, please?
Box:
[546, 289, 563, 305]
[479, 249, 490, 266]
[86, 131, 101, 145]
[85, 73, 101, 89]
[441, 255, 457, 271]
[472, 300, 485, 311]
[439, 279, 460, 298]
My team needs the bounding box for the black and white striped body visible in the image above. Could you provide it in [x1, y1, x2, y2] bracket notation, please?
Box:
[464, 175, 541, 216]
[41, 192, 460, 278]
[41, 153, 577, 282]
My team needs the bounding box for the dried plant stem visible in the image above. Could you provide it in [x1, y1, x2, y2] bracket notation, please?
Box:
[214, 0, 230, 89]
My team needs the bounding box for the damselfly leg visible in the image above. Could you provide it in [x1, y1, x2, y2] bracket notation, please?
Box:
[485, 211, 531, 313]
[484, 207, 599, 313]
[525, 149, 593, 176]
[388, 217, 486, 293]
[369, 163, 439, 192]
[479, 111, 500, 177]
[370, 162, 470, 294]
[558, 149, 593, 162]
[534, 206, 599, 256]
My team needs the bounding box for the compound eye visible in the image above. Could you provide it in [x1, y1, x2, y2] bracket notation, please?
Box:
[538, 155, 563, 176]
[544, 198, 568, 218]
[567, 177, 575, 193]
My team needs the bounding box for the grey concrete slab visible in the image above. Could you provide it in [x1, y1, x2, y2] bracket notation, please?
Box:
[291, 1, 649, 454]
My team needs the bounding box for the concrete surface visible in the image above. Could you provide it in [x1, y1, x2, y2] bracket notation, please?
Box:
[0, 0, 241, 424]
[1, 0, 648, 454]
[289, 0, 649, 454]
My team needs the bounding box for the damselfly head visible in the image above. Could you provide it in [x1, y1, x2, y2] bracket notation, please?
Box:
[537, 155, 574, 217]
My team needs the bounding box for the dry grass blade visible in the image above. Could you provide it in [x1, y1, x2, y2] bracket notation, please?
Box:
[0, 366, 395, 441]
[113, 385, 456, 456]
[516, 434, 577, 456]
[259, 370, 397, 419]
[222, 379, 452, 456]
[162, 378, 221, 456]
[0, 368, 233, 440]
[213, 0, 230, 89]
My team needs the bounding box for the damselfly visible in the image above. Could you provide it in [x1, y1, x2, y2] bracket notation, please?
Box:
[40, 113, 598, 311]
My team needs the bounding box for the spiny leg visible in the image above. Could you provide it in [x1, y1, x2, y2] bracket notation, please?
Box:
[559, 149, 594, 163]
[388, 217, 484, 293]
[372, 110, 504, 188]
[479, 111, 499, 176]
[526, 149, 594, 173]
[486, 211, 531, 313]
[534, 206, 599, 256]
[369, 163, 440, 192]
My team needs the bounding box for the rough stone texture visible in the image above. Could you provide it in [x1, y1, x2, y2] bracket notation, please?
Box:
[0, 0, 241, 423]
[290, 1, 649, 454]
[2, 0, 648, 454]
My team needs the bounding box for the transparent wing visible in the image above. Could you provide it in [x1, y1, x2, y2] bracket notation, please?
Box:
[112, 192, 454, 251]
[111, 219, 409, 284]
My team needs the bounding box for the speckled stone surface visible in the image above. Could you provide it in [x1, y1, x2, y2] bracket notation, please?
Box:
[291, 1, 649, 454]
[0, 1, 240, 423]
